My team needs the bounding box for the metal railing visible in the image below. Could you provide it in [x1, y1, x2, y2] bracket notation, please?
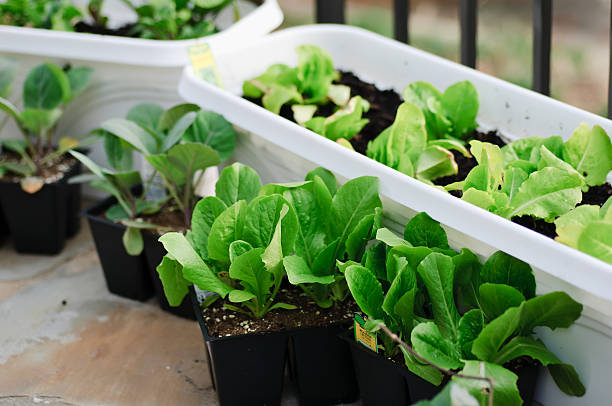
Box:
[315, 0, 610, 118]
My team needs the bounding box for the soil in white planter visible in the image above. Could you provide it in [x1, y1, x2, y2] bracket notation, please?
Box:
[244, 70, 612, 241]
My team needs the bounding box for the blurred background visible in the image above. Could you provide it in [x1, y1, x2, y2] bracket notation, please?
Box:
[277, 0, 610, 117]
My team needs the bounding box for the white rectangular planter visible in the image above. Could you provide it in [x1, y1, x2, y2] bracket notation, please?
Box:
[177, 25, 612, 405]
[0, 0, 283, 181]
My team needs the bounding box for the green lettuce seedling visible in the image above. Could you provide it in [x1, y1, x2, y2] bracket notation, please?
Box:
[403, 80, 479, 140]
[276, 168, 383, 308]
[453, 123, 612, 228]
[554, 196, 612, 264]
[367, 102, 470, 182]
[346, 213, 585, 404]
[0, 61, 93, 192]
[156, 163, 300, 317]
[243, 45, 349, 114]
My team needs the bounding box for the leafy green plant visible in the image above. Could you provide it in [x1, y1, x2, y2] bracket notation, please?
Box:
[403, 80, 479, 141]
[123, 0, 235, 40]
[0, 61, 93, 192]
[346, 213, 585, 405]
[99, 103, 235, 229]
[275, 168, 382, 308]
[554, 196, 612, 264]
[367, 102, 470, 182]
[156, 162, 301, 317]
[444, 124, 612, 264]
[0, 0, 240, 40]
[0, 0, 83, 31]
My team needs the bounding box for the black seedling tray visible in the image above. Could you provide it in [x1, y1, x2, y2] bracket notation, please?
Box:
[191, 289, 288, 406]
[85, 195, 154, 301]
[0, 160, 81, 254]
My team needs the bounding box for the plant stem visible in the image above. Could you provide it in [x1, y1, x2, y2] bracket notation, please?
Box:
[376, 322, 494, 406]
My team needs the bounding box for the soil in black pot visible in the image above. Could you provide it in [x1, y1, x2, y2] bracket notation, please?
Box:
[0, 150, 77, 183]
[201, 287, 357, 338]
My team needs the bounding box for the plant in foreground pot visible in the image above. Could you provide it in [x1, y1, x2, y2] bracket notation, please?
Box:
[156, 163, 379, 404]
[346, 213, 585, 405]
[0, 58, 93, 253]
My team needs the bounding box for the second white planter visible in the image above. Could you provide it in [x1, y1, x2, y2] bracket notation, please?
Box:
[0, 0, 283, 177]
[177, 24, 612, 405]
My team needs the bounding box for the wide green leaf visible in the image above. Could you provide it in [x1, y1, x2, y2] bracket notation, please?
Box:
[216, 163, 262, 206]
[183, 110, 236, 161]
[126, 103, 163, 132]
[441, 81, 479, 139]
[156, 256, 190, 306]
[190, 196, 227, 258]
[480, 251, 535, 299]
[415, 146, 458, 181]
[284, 186, 326, 266]
[506, 167, 582, 221]
[296, 45, 336, 103]
[518, 291, 583, 334]
[20, 108, 62, 133]
[158, 103, 199, 131]
[229, 248, 273, 305]
[166, 143, 220, 175]
[122, 227, 143, 256]
[305, 167, 337, 196]
[383, 259, 416, 321]
[330, 176, 382, 255]
[283, 255, 334, 285]
[563, 123, 612, 187]
[159, 232, 232, 297]
[554, 205, 600, 247]
[376, 227, 411, 248]
[471, 306, 522, 361]
[411, 321, 463, 370]
[577, 221, 612, 264]
[404, 212, 449, 249]
[66, 66, 93, 100]
[548, 364, 586, 396]
[479, 283, 525, 320]
[162, 111, 197, 152]
[23, 63, 69, 110]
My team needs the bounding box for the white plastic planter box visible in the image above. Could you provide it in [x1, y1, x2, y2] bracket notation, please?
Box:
[177, 25, 612, 405]
[0, 0, 283, 176]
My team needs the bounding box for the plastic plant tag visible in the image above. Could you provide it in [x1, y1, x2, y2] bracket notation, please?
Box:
[354, 313, 377, 353]
[188, 43, 223, 87]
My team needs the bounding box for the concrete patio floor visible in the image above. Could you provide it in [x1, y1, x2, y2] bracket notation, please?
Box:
[0, 215, 313, 406]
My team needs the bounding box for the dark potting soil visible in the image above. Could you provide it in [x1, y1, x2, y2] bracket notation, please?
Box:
[244, 70, 403, 155]
[579, 183, 612, 207]
[0, 151, 76, 183]
[74, 22, 137, 37]
[141, 207, 186, 235]
[433, 130, 507, 191]
[201, 287, 357, 338]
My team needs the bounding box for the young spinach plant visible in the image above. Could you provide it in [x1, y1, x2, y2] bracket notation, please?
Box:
[99, 103, 235, 228]
[0, 61, 93, 192]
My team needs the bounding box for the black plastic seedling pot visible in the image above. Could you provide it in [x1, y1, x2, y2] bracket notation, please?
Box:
[342, 330, 542, 405]
[85, 196, 154, 301]
[289, 323, 359, 406]
[0, 160, 81, 254]
[143, 231, 196, 320]
[0, 205, 9, 245]
[191, 290, 289, 406]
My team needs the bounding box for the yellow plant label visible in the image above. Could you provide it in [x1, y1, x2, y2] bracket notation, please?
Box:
[354, 313, 377, 353]
[188, 43, 222, 87]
